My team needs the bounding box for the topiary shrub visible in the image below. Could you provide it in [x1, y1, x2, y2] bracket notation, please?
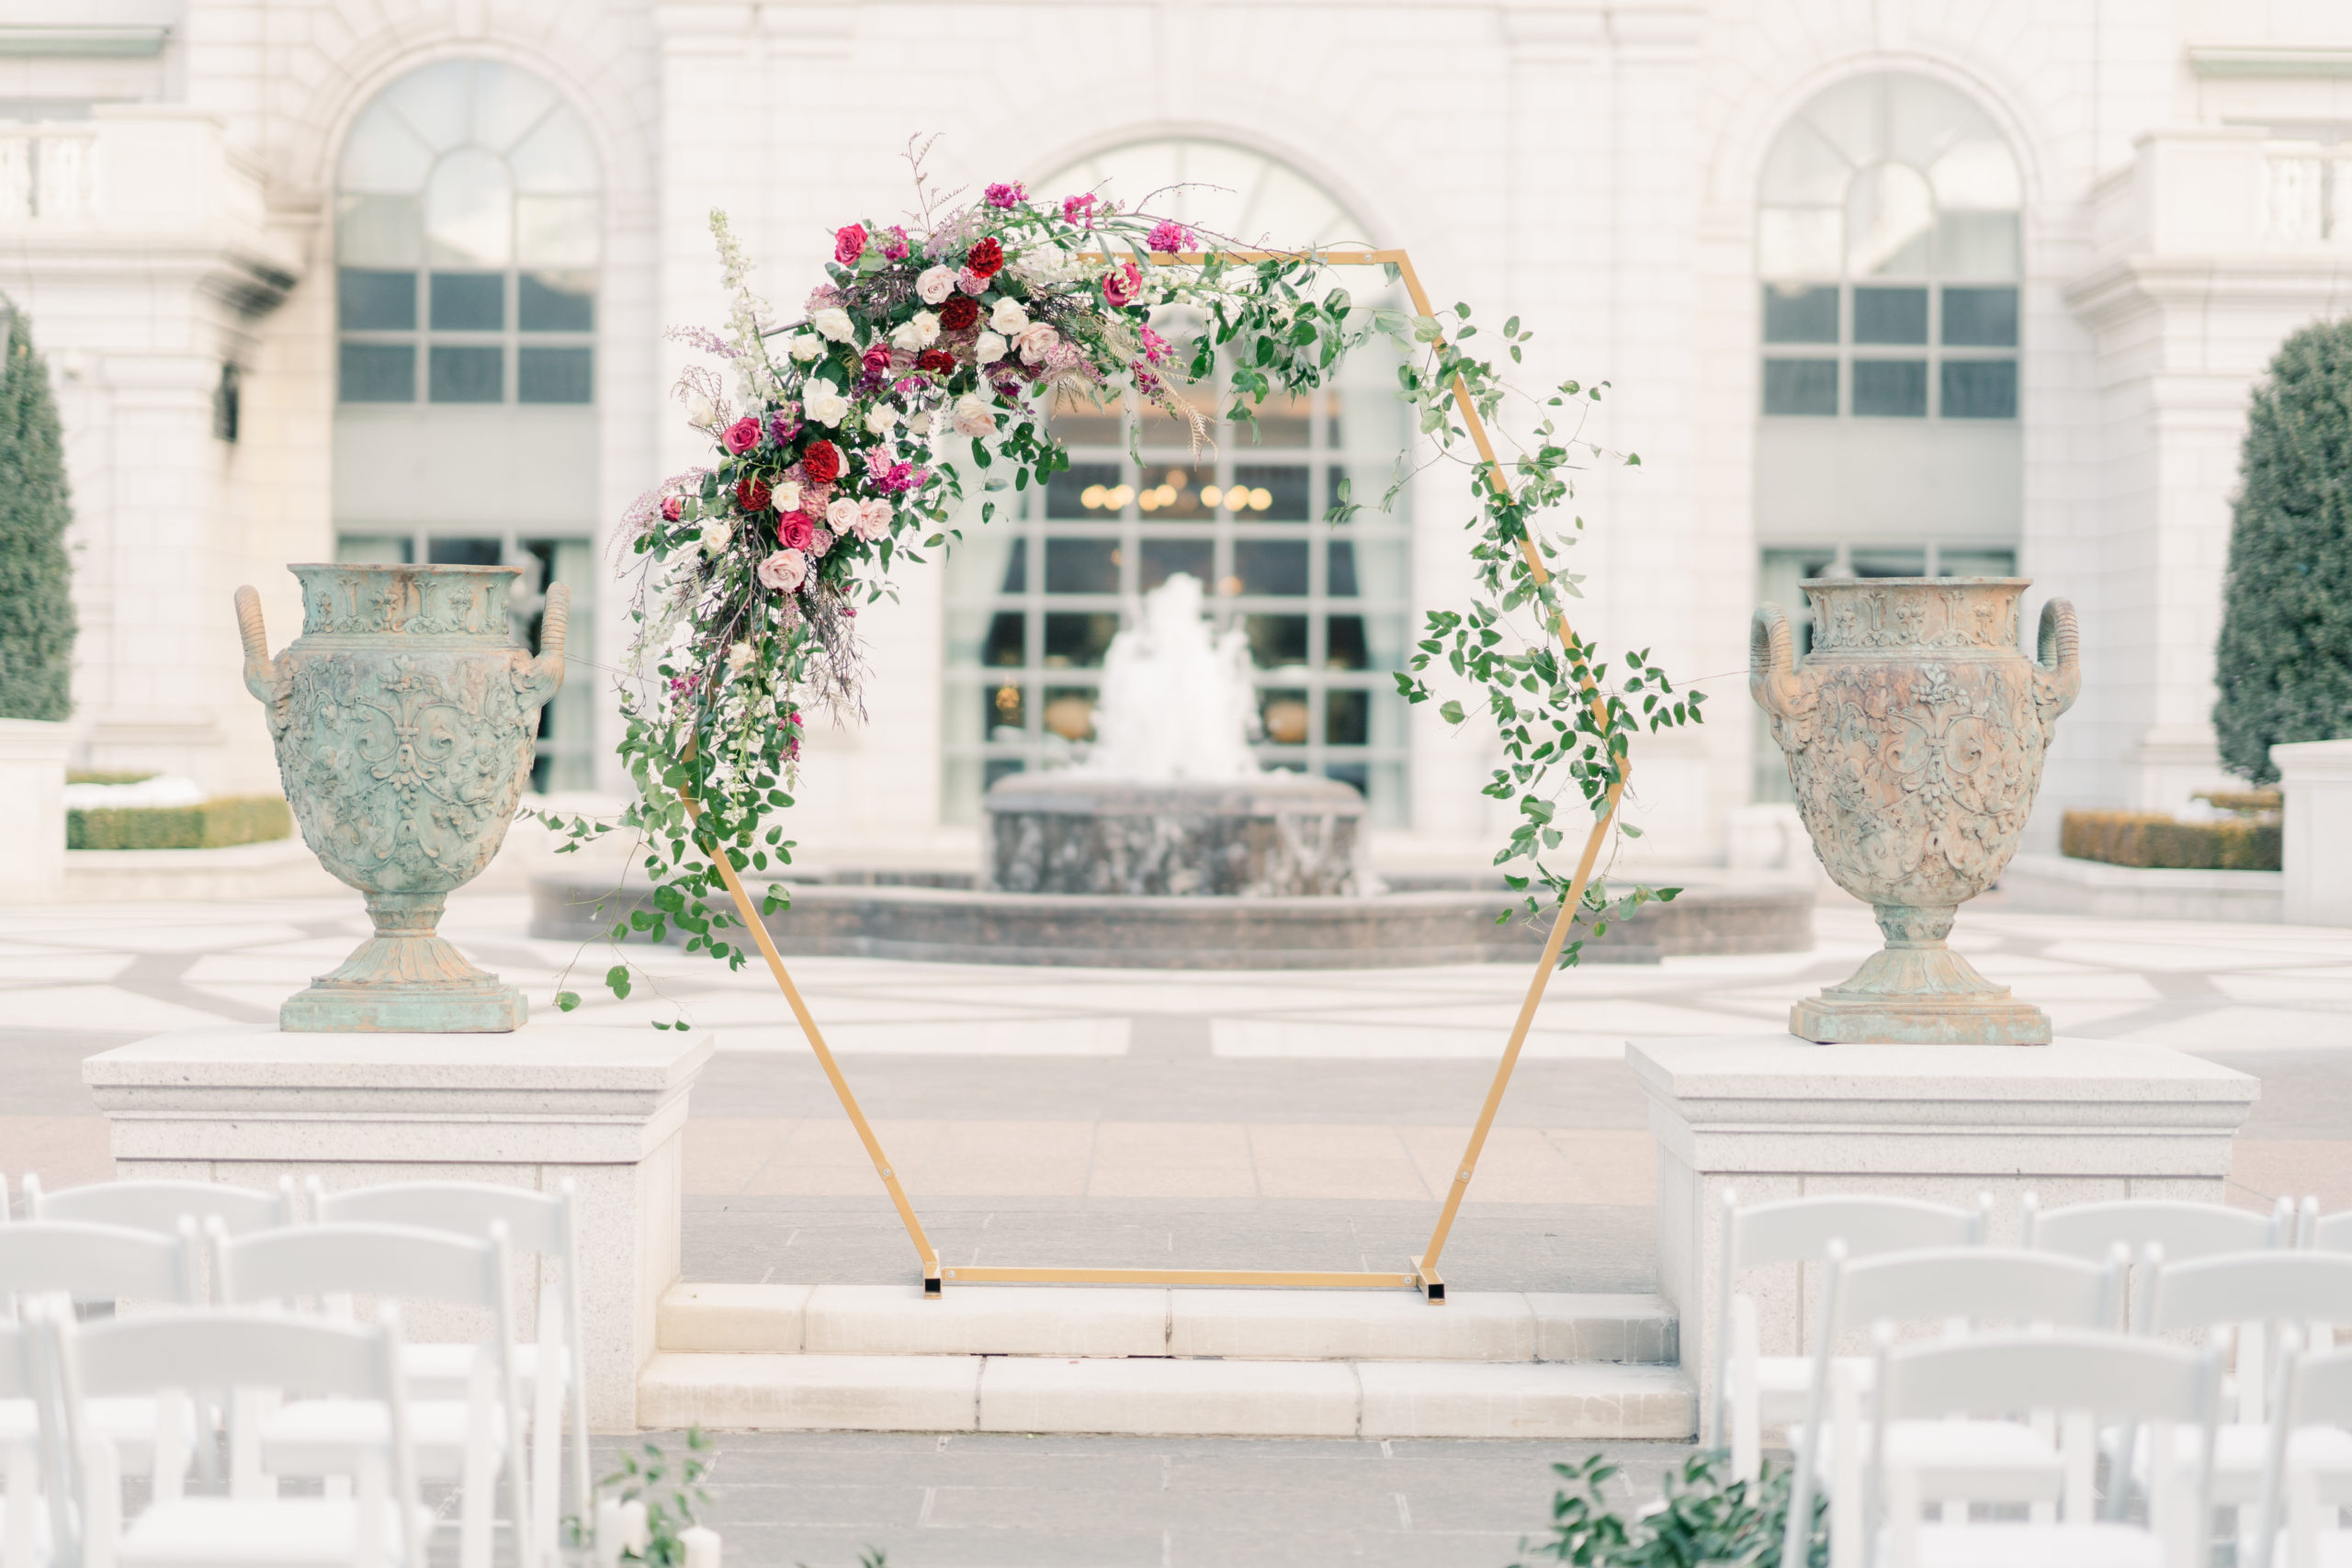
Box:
[2214, 318, 2352, 783]
[68, 795, 293, 851]
[0, 300, 74, 721]
[2060, 809, 2281, 871]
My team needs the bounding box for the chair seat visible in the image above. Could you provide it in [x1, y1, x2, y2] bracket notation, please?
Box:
[260, 1399, 507, 1483]
[1796, 1418, 2064, 1501]
[1883, 1522, 2165, 1568]
[0, 1395, 189, 1465]
[0, 1496, 53, 1568]
[2138, 1422, 2352, 1505]
[117, 1498, 433, 1567]
[1752, 1354, 1872, 1418]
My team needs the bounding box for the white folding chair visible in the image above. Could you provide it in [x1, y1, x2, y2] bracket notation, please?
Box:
[0, 1321, 59, 1568]
[31, 1302, 428, 1568]
[1869, 1330, 2223, 1568]
[1785, 1245, 2125, 1568]
[1712, 1189, 1988, 1476]
[309, 1179, 589, 1563]
[0, 1223, 203, 1496]
[2254, 1335, 2352, 1568]
[2306, 1205, 2352, 1256]
[211, 1223, 527, 1568]
[20, 1176, 293, 1238]
[2024, 1193, 2293, 1322]
[2140, 1250, 2352, 1519]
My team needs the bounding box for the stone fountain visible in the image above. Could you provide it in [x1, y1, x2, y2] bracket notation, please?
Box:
[984, 575, 1371, 897]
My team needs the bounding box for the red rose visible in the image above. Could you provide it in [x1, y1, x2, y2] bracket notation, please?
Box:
[917, 348, 956, 375]
[801, 440, 842, 484]
[834, 224, 868, 265]
[660, 496, 684, 523]
[778, 511, 817, 551]
[736, 475, 772, 513]
[939, 295, 979, 333]
[722, 415, 762, 456]
[966, 236, 1004, 279]
[861, 344, 893, 378]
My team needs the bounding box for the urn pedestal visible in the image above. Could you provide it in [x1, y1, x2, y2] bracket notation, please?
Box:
[1752, 578, 2078, 1045]
[237, 563, 567, 1032]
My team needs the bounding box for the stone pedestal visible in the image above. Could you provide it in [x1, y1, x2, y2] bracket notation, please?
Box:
[83, 1023, 711, 1431]
[0, 718, 67, 904]
[1625, 1035, 2257, 1435]
[985, 773, 1369, 896]
[2275, 738, 2352, 927]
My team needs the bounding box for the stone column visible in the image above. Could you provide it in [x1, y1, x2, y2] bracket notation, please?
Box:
[2274, 739, 2352, 928]
[1626, 1035, 2256, 1441]
[0, 718, 67, 902]
[84, 1024, 711, 1430]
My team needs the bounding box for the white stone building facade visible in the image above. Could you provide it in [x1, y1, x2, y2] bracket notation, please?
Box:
[10, 0, 2350, 866]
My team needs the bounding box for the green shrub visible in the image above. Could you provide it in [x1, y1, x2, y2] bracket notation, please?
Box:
[66, 771, 159, 786]
[2214, 319, 2352, 783]
[0, 302, 74, 721]
[68, 795, 293, 851]
[1512, 1450, 1824, 1568]
[2060, 809, 2281, 871]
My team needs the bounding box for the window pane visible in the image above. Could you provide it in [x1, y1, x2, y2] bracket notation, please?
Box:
[515, 194, 600, 268]
[1326, 689, 1369, 745]
[335, 194, 422, 267]
[1939, 359, 2018, 419]
[1758, 208, 1841, 279]
[1139, 466, 1211, 520]
[1259, 689, 1309, 746]
[1233, 539, 1308, 596]
[428, 344, 503, 402]
[339, 343, 415, 402]
[1048, 463, 1121, 519]
[981, 612, 1024, 667]
[1936, 211, 2019, 280]
[1852, 359, 1927, 416]
[336, 534, 413, 564]
[518, 346, 593, 403]
[1042, 687, 1096, 741]
[339, 268, 415, 331]
[1139, 538, 1212, 592]
[985, 682, 1025, 737]
[1327, 615, 1369, 671]
[998, 538, 1027, 593]
[1941, 287, 2018, 346]
[426, 537, 503, 566]
[1762, 357, 1838, 416]
[1329, 540, 1359, 597]
[425, 147, 515, 267]
[1850, 549, 1928, 577]
[1245, 615, 1308, 669]
[519, 272, 594, 332]
[1231, 464, 1309, 521]
[1852, 287, 1928, 344]
[430, 272, 503, 331]
[1762, 285, 1838, 344]
[1044, 538, 1118, 593]
[1848, 163, 1935, 276]
[1939, 548, 2017, 578]
[1043, 613, 1116, 668]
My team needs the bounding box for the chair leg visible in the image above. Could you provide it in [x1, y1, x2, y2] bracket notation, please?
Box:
[458, 1441, 494, 1568]
[1730, 1296, 1761, 1484]
[5, 1440, 34, 1568]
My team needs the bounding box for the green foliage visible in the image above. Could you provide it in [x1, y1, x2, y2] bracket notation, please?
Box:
[603, 1427, 713, 1566]
[2214, 318, 2352, 782]
[0, 303, 74, 722]
[67, 795, 292, 851]
[2060, 808, 2280, 871]
[1512, 1451, 1825, 1568]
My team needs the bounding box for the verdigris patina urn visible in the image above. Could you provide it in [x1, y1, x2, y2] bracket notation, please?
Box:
[1752, 577, 2078, 1044]
[235, 563, 568, 1032]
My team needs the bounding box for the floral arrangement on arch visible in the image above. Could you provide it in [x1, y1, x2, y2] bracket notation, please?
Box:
[546, 151, 1702, 1012]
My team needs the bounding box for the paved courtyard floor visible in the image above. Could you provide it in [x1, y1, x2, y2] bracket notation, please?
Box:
[5, 889, 2349, 1563]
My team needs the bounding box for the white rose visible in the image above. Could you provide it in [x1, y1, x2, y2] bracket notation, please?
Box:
[1015, 322, 1059, 366]
[685, 393, 717, 427]
[951, 392, 997, 438]
[789, 333, 822, 363]
[974, 331, 1008, 367]
[726, 641, 754, 675]
[909, 409, 933, 435]
[889, 310, 941, 353]
[811, 307, 855, 343]
[826, 497, 862, 533]
[803, 380, 849, 426]
[989, 297, 1029, 333]
[916, 265, 958, 306]
[698, 519, 732, 556]
[770, 479, 801, 513]
[864, 404, 899, 436]
[854, 498, 893, 542]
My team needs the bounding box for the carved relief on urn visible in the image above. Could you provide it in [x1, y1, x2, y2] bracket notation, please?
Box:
[1752, 578, 2079, 1044]
[235, 563, 568, 1032]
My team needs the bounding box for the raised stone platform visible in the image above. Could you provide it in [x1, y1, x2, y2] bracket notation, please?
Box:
[639, 1283, 1693, 1438]
[986, 772, 1368, 896]
[1999, 851, 2283, 922]
[529, 871, 1815, 969]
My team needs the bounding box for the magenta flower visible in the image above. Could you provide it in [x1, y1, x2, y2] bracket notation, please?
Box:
[833, 224, 868, 265]
[984, 181, 1027, 209]
[1102, 258, 1144, 309]
[881, 225, 911, 260]
[1144, 220, 1195, 254]
[721, 415, 762, 455]
[1060, 193, 1099, 230]
[1139, 324, 1172, 364]
[768, 410, 802, 446]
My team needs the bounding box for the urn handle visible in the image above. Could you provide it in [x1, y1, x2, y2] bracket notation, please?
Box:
[520, 581, 571, 709]
[2033, 596, 2082, 719]
[232, 585, 291, 736]
[1749, 604, 1815, 723]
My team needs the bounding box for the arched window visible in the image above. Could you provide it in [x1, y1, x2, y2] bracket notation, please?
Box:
[1758, 73, 2021, 421]
[334, 59, 600, 406]
[941, 141, 1413, 823]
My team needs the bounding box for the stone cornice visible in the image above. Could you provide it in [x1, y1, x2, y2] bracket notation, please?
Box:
[2064, 252, 2352, 332]
[2188, 45, 2352, 79]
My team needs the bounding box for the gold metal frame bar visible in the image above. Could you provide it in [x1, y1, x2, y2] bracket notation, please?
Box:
[688, 248, 1624, 1302]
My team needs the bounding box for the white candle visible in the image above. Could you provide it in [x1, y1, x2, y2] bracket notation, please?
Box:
[593, 1498, 622, 1568]
[619, 1499, 650, 1555]
[681, 1525, 722, 1568]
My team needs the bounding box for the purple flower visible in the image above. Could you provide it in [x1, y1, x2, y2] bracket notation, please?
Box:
[1061, 193, 1098, 230]
[984, 181, 1027, 209]
[1145, 220, 1195, 254]
[768, 410, 803, 445]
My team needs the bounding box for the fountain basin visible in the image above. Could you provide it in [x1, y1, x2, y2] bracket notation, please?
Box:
[986, 772, 1368, 897]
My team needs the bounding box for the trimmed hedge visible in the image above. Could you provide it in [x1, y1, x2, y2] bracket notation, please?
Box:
[2060, 809, 2281, 872]
[69, 795, 294, 852]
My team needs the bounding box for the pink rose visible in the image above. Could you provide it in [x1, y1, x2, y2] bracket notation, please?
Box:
[826, 497, 862, 535]
[834, 224, 868, 265]
[854, 498, 892, 542]
[721, 416, 762, 455]
[777, 511, 818, 551]
[1015, 322, 1059, 366]
[757, 548, 808, 592]
[660, 496, 684, 523]
[1102, 259, 1143, 309]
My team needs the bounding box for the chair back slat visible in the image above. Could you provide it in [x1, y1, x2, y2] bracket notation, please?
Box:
[2028, 1198, 2284, 1261]
[1877, 1330, 2219, 1426]
[1731, 1194, 1983, 1269]
[0, 1221, 198, 1304]
[311, 1179, 567, 1257]
[2150, 1251, 2352, 1334]
[1836, 1247, 2120, 1333]
[2288, 1343, 2352, 1427]
[25, 1175, 290, 1236]
[61, 1308, 391, 1401]
[2311, 1210, 2352, 1254]
[215, 1223, 502, 1311]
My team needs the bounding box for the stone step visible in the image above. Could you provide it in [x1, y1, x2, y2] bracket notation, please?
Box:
[658, 1283, 1679, 1365]
[638, 1352, 1694, 1439]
